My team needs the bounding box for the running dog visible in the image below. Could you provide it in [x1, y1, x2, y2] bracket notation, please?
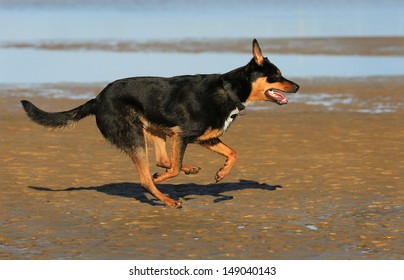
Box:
[21, 39, 299, 208]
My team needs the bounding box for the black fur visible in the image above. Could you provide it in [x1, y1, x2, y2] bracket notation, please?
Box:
[21, 99, 97, 128]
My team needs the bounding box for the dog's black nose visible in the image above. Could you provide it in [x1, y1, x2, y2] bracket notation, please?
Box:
[293, 83, 300, 93]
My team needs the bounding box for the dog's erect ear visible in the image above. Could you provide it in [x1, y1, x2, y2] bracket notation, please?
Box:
[252, 39, 264, 66]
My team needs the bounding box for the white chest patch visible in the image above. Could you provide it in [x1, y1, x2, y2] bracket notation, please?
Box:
[222, 108, 240, 132]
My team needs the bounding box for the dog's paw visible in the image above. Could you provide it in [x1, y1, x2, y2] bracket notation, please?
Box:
[183, 165, 201, 175]
[153, 172, 162, 179]
[152, 171, 167, 183]
[153, 169, 181, 183]
[214, 169, 227, 182]
[164, 198, 183, 208]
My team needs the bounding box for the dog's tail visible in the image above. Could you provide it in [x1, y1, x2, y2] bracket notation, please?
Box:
[21, 99, 97, 129]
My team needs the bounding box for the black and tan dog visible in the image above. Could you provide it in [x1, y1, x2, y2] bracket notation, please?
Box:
[21, 39, 299, 208]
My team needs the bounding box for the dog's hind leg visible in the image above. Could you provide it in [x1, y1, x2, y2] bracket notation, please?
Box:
[120, 126, 181, 207]
[152, 130, 188, 183]
[95, 110, 181, 207]
[128, 144, 182, 208]
[146, 130, 171, 169]
[147, 130, 201, 175]
[201, 138, 237, 182]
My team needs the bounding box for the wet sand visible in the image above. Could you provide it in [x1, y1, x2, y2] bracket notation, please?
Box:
[0, 77, 403, 259]
[3, 37, 404, 56]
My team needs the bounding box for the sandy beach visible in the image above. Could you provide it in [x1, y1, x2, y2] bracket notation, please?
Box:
[1, 74, 403, 259]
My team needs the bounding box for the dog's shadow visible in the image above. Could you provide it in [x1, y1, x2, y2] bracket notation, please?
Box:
[28, 180, 282, 206]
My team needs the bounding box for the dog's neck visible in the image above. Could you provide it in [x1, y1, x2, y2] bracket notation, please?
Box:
[221, 65, 252, 108]
[221, 77, 246, 115]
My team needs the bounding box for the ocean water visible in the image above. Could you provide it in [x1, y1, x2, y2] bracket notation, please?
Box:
[1, 49, 403, 83]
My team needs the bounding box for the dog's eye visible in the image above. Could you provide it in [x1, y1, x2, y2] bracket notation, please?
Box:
[275, 72, 283, 80]
[267, 74, 281, 83]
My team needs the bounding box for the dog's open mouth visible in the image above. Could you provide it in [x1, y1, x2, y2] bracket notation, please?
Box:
[265, 89, 288, 105]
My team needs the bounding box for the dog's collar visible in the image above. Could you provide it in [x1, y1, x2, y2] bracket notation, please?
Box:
[221, 78, 246, 116]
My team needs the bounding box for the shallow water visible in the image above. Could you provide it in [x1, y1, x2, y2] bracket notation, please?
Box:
[1, 49, 403, 84]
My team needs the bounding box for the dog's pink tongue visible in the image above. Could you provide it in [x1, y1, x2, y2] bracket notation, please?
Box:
[267, 90, 288, 105]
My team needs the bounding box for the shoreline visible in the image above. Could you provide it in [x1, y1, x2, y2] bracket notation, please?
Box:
[2, 37, 404, 56]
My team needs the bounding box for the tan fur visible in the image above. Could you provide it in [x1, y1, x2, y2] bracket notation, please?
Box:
[196, 128, 224, 142]
[247, 78, 298, 102]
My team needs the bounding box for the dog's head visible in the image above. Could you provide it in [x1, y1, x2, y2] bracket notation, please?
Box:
[245, 39, 299, 105]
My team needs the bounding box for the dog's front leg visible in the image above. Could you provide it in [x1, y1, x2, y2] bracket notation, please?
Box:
[153, 131, 187, 183]
[201, 138, 237, 182]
